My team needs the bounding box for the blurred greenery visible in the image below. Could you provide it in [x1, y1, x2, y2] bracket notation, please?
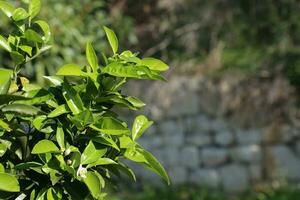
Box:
[1, 0, 300, 88]
[110, 185, 300, 200]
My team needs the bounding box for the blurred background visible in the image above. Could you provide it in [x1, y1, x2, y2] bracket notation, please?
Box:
[1, 0, 300, 199]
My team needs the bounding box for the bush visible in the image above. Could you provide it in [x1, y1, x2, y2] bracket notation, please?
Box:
[0, 0, 169, 199]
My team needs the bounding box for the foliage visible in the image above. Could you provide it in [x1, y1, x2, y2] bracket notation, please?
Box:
[0, 0, 136, 83]
[111, 185, 300, 200]
[0, 0, 169, 199]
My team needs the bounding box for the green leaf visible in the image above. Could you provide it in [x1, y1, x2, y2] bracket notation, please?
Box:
[102, 62, 155, 80]
[86, 42, 98, 72]
[0, 173, 20, 192]
[1, 104, 42, 116]
[34, 20, 51, 42]
[0, 0, 14, 17]
[48, 104, 70, 118]
[28, 0, 41, 20]
[126, 96, 146, 109]
[56, 126, 65, 150]
[31, 140, 60, 154]
[141, 58, 169, 71]
[43, 76, 63, 86]
[90, 117, 130, 135]
[0, 143, 7, 157]
[32, 115, 47, 130]
[0, 119, 11, 132]
[0, 163, 4, 173]
[12, 8, 29, 21]
[56, 64, 85, 76]
[62, 82, 84, 115]
[24, 29, 43, 43]
[90, 136, 119, 151]
[19, 45, 33, 56]
[0, 68, 12, 95]
[103, 26, 118, 54]
[81, 141, 107, 165]
[140, 148, 170, 185]
[83, 171, 102, 199]
[0, 35, 11, 52]
[132, 115, 153, 141]
[10, 51, 25, 65]
[15, 162, 42, 170]
[87, 158, 117, 168]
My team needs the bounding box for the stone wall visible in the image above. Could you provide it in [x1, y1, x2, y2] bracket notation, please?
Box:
[124, 75, 300, 193]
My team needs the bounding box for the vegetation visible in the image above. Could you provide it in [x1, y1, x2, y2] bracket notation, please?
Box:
[0, 0, 169, 199]
[111, 185, 300, 200]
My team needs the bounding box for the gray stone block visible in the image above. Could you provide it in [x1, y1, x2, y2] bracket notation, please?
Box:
[220, 164, 249, 193]
[215, 131, 235, 146]
[201, 148, 228, 167]
[189, 169, 220, 188]
[230, 145, 262, 163]
[180, 146, 200, 169]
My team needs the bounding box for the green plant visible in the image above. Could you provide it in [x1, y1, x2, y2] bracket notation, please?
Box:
[0, 0, 169, 199]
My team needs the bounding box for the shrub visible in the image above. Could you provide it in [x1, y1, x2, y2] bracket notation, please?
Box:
[0, 0, 169, 199]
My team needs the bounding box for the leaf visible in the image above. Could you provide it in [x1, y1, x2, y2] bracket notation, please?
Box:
[62, 82, 84, 115]
[140, 148, 170, 185]
[0, 164, 4, 173]
[83, 171, 102, 199]
[19, 45, 33, 56]
[0, 68, 12, 95]
[87, 158, 117, 168]
[43, 76, 63, 86]
[24, 29, 43, 43]
[0, 35, 11, 52]
[1, 104, 42, 116]
[0, 143, 7, 157]
[31, 140, 60, 154]
[48, 104, 70, 118]
[103, 26, 118, 54]
[10, 51, 25, 65]
[56, 126, 65, 150]
[56, 64, 84, 76]
[81, 141, 107, 165]
[15, 162, 42, 170]
[34, 20, 51, 42]
[32, 115, 47, 130]
[0, 173, 20, 192]
[0, 119, 11, 132]
[86, 42, 98, 72]
[12, 8, 29, 21]
[126, 96, 146, 108]
[0, 0, 14, 17]
[141, 58, 169, 71]
[90, 136, 119, 151]
[28, 0, 41, 20]
[71, 110, 94, 128]
[90, 117, 130, 135]
[132, 115, 153, 141]
[102, 62, 155, 79]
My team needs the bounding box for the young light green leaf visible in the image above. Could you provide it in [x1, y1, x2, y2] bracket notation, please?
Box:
[87, 158, 117, 168]
[141, 57, 169, 71]
[81, 141, 107, 165]
[83, 171, 102, 199]
[132, 115, 153, 141]
[56, 126, 65, 150]
[0, 35, 11, 52]
[0, 119, 11, 132]
[0, 163, 4, 173]
[12, 8, 29, 21]
[48, 104, 70, 118]
[90, 117, 130, 135]
[43, 76, 63, 86]
[24, 29, 43, 43]
[0, 68, 12, 94]
[0, 143, 7, 157]
[19, 45, 33, 56]
[0, 173, 20, 192]
[32, 115, 47, 130]
[0, 0, 14, 17]
[29, 0, 41, 20]
[56, 64, 85, 76]
[103, 26, 118, 54]
[86, 42, 98, 72]
[31, 140, 60, 154]
[35, 20, 51, 42]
